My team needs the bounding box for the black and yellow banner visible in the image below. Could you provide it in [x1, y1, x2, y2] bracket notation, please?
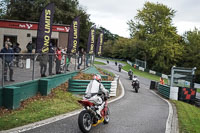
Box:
[67, 16, 80, 54]
[96, 31, 104, 55]
[36, 3, 55, 53]
[87, 26, 96, 54]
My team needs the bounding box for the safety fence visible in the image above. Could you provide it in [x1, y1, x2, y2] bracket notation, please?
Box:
[0, 53, 95, 87]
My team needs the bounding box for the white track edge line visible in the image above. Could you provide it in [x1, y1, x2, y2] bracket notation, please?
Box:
[150, 90, 173, 133]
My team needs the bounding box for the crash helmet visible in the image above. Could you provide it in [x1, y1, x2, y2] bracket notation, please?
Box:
[93, 74, 102, 82]
[134, 75, 137, 78]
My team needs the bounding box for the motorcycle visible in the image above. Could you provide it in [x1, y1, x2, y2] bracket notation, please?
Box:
[78, 94, 110, 133]
[118, 64, 122, 72]
[129, 74, 133, 80]
[132, 78, 139, 93]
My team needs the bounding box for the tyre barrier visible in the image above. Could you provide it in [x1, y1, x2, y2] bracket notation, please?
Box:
[68, 79, 112, 95]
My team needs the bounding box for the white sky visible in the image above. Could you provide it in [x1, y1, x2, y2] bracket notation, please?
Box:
[78, 0, 200, 38]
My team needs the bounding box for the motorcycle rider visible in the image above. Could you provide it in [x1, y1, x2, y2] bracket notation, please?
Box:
[128, 69, 133, 77]
[85, 74, 109, 117]
[118, 64, 122, 72]
[132, 75, 140, 88]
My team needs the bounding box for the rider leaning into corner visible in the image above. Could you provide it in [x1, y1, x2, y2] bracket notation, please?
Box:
[132, 75, 140, 88]
[84, 74, 109, 117]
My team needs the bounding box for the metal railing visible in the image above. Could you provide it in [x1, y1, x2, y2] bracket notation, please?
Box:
[0, 53, 95, 87]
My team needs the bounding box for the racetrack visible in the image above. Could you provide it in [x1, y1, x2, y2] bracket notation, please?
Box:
[23, 59, 169, 133]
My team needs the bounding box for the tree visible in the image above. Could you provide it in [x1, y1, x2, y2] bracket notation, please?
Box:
[182, 28, 200, 82]
[127, 2, 183, 73]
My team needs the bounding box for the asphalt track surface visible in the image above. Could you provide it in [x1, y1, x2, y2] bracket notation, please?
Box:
[24, 60, 169, 133]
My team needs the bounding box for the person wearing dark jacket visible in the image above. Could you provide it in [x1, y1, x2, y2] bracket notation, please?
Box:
[49, 43, 55, 75]
[1, 43, 14, 81]
[39, 53, 49, 77]
[13, 43, 21, 67]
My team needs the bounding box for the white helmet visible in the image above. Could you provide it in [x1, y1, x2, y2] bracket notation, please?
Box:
[93, 74, 101, 82]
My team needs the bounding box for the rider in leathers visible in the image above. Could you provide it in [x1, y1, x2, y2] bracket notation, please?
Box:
[85, 74, 109, 117]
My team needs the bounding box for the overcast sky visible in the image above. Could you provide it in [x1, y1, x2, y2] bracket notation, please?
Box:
[78, 0, 200, 38]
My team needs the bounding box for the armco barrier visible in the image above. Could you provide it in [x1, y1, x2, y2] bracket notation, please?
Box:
[68, 79, 112, 94]
[158, 84, 170, 99]
[1, 71, 78, 109]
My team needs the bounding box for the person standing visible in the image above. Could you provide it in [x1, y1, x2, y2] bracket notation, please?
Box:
[39, 53, 49, 77]
[77, 48, 84, 69]
[1, 43, 14, 81]
[55, 46, 62, 74]
[5, 38, 12, 48]
[26, 41, 33, 53]
[49, 43, 55, 75]
[13, 42, 21, 67]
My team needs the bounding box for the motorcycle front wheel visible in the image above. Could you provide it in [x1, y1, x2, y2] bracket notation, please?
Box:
[78, 110, 92, 133]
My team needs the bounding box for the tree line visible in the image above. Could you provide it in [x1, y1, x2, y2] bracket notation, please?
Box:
[102, 2, 200, 83]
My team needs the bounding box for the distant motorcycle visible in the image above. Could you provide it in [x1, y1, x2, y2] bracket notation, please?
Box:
[78, 93, 110, 133]
[118, 64, 122, 72]
[115, 61, 117, 66]
[128, 70, 133, 80]
[132, 76, 139, 93]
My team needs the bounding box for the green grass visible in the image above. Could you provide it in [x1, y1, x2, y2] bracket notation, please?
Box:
[197, 89, 200, 93]
[172, 100, 200, 133]
[96, 57, 168, 83]
[96, 67, 115, 77]
[94, 61, 106, 65]
[0, 88, 81, 131]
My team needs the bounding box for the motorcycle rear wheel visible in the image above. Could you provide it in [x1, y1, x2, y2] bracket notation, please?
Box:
[78, 110, 92, 133]
[104, 107, 110, 124]
[135, 87, 138, 93]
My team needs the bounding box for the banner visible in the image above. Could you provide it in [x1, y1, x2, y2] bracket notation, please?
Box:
[87, 26, 96, 54]
[67, 16, 80, 54]
[36, 3, 55, 53]
[96, 31, 104, 55]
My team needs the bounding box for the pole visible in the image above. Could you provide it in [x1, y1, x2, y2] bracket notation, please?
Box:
[170, 66, 175, 87]
[32, 54, 35, 80]
[74, 54, 76, 71]
[2, 54, 5, 87]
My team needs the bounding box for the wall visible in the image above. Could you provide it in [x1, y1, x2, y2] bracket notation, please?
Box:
[0, 28, 59, 51]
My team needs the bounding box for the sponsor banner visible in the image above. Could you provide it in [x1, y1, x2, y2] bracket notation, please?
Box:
[67, 16, 80, 54]
[0, 20, 69, 32]
[36, 3, 55, 53]
[96, 31, 104, 55]
[87, 26, 96, 54]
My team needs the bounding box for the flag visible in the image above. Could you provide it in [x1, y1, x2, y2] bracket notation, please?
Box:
[36, 3, 55, 53]
[67, 16, 80, 54]
[87, 26, 96, 54]
[96, 31, 104, 55]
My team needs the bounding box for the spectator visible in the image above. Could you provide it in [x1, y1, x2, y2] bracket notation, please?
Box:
[77, 48, 84, 69]
[49, 43, 55, 75]
[1, 43, 14, 81]
[5, 38, 12, 48]
[39, 53, 49, 77]
[26, 41, 33, 53]
[64, 48, 71, 71]
[13, 42, 21, 67]
[160, 77, 165, 85]
[55, 46, 62, 74]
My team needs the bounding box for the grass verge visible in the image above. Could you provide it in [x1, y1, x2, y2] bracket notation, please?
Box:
[96, 57, 166, 82]
[0, 84, 81, 131]
[197, 89, 200, 93]
[94, 61, 106, 65]
[172, 100, 200, 133]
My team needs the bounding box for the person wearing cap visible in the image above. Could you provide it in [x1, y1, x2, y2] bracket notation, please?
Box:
[85, 74, 109, 116]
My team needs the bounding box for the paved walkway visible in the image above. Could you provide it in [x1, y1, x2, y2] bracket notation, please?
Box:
[0, 57, 90, 87]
